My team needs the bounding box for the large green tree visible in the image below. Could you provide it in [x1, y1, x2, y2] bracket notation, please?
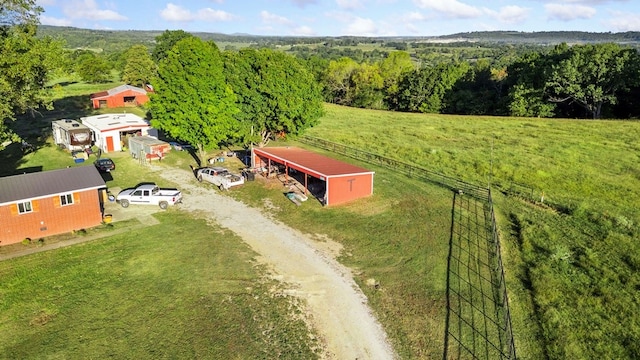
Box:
[224, 48, 324, 147]
[152, 30, 193, 62]
[396, 62, 470, 113]
[351, 62, 384, 109]
[379, 51, 414, 110]
[323, 57, 359, 105]
[546, 43, 638, 119]
[75, 52, 111, 83]
[149, 37, 238, 163]
[122, 44, 156, 87]
[0, 0, 62, 148]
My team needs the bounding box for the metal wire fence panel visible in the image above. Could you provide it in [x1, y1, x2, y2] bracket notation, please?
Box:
[299, 136, 516, 359]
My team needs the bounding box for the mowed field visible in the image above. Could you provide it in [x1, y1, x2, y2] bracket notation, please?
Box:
[1, 97, 638, 359]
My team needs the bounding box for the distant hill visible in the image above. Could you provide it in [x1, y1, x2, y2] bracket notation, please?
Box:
[439, 30, 640, 45]
[37, 25, 640, 53]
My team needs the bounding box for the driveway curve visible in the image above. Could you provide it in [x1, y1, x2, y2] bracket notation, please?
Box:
[158, 167, 396, 360]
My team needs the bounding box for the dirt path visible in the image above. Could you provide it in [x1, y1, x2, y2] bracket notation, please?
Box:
[158, 167, 397, 360]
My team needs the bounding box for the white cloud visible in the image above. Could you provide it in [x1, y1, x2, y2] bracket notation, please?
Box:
[39, 15, 72, 26]
[545, 4, 596, 21]
[413, 0, 483, 19]
[260, 11, 293, 26]
[606, 10, 640, 31]
[197, 8, 235, 21]
[160, 3, 235, 22]
[344, 16, 379, 36]
[487, 5, 531, 24]
[36, 0, 56, 6]
[537, 0, 624, 4]
[160, 3, 193, 21]
[336, 0, 365, 10]
[63, 0, 127, 21]
[291, 25, 316, 36]
[405, 11, 430, 21]
[292, 0, 319, 7]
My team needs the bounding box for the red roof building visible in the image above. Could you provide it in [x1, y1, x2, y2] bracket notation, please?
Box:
[252, 146, 374, 206]
[90, 84, 151, 109]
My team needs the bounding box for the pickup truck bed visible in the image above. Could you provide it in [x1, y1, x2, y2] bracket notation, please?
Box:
[196, 166, 245, 190]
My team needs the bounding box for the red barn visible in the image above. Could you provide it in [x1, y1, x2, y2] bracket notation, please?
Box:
[252, 146, 375, 206]
[90, 84, 151, 109]
[0, 166, 107, 246]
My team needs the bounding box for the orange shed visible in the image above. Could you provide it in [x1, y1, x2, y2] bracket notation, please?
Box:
[0, 166, 107, 246]
[252, 146, 374, 206]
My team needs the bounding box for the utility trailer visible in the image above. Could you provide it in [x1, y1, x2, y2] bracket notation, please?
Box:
[128, 136, 171, 161]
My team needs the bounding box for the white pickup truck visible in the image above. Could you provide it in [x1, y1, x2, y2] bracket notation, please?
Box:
[196, 167, 245, 190]
[116, 183, 182, 209]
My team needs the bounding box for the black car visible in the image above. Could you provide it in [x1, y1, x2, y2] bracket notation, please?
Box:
[94, 158, 115, 172]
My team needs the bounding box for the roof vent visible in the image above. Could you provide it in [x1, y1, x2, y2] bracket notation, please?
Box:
[72, 124, 80, 127]
[65, 119, 72, 123]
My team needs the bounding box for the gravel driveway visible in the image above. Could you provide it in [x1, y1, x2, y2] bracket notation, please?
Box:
[158, 167, 397, 360]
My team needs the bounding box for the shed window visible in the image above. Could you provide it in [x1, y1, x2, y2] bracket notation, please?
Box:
[18, 201, 33, 214]
[60, 193, 74, 206]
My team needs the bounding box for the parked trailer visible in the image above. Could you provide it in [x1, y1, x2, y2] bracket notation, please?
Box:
[52, 119, 92, 151]
[128, 136, 171, 161]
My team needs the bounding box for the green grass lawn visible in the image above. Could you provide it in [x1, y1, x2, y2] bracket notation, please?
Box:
[3, 84, 639, 359]
[0, 211, 319, 359]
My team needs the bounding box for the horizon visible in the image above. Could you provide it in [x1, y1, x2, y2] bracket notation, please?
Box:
[37, 0, 640, 37]
[39, 24, 640, 39]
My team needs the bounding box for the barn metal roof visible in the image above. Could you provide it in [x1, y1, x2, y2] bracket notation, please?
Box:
[253, 146, 374, 179]
[90, 84, 147, 99]
[0, 166, 106, 205]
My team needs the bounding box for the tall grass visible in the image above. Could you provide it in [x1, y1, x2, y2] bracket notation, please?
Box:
[302, 103, 640, 359]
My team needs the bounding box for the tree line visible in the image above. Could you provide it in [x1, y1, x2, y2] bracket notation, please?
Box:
[310, 43, 640, 119]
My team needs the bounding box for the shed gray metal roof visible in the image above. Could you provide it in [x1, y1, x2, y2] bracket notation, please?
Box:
[0, 166, 106, 205]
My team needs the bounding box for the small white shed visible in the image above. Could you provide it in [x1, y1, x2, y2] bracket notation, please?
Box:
[81, 113, 157, 153]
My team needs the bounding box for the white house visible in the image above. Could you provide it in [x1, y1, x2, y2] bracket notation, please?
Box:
[81, 113, 157, 153]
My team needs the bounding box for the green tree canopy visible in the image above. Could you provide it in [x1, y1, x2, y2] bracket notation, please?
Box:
[0, 0, 62, 148]
[379, 51, 415, 110]
[122, 44, 156, 87]
[546, 43, 638, 119]
[152, 29, 193, 62]
[75, 52, 111, 83]
[351, 62, 384, 109]
[0, 0, 42, 30]
[397, 62, 470, 113]
[323, 57, 359, 105]
[224, 48, 324, 147]
[149, 37, 238, 162]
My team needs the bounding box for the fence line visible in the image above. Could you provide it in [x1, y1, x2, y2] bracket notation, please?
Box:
[299, 136, 516, 359]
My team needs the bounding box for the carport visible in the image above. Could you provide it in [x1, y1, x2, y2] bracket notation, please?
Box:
[252, 146, 374, 206]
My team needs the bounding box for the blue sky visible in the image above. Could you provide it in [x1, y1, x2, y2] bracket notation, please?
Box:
[37, 0, 640, 37]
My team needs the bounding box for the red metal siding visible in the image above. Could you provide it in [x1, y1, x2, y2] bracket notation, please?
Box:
[327, 174, 373, 206]
[0, 190, 103, 246]
[92, 89, 150, 109]
[252, 147, 375, 206]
